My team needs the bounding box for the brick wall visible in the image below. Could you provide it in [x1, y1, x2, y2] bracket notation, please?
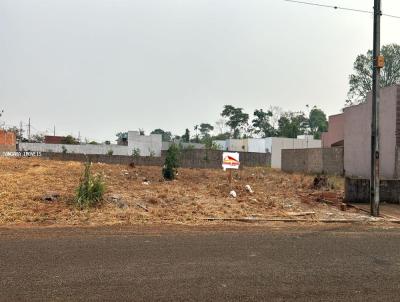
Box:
[0, 130, 16, 146]
[41, 149, 271, 169]
[281, 147, 343, 175]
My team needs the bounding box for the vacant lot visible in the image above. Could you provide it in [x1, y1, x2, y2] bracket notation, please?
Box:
[0, 157, 366, 226]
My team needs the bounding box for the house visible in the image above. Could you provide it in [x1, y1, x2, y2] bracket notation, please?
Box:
[0, 130, 16, 151]
[321, 113, 344, 147]
[44, 135, 66, 144]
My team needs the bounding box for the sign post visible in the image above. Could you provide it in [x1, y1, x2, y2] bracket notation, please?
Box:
[222, 152, 240, 187]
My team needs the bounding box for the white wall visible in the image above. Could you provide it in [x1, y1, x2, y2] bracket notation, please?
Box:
[247, 138, 267, 153]
[20, 143, 129, 155]
[271, 137, 321, 169]
[226, 139, 248, 152]
[128, 131, 162, 156]
[213, 140, 227, 151]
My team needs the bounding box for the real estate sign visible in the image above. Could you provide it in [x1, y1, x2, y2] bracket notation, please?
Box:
[222, 152, 240, 170]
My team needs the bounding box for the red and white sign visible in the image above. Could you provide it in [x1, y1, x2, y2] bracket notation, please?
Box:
[222, 152, 240, 170]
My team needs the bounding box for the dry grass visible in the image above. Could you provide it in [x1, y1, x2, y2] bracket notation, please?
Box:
[0, 157, 362, 226]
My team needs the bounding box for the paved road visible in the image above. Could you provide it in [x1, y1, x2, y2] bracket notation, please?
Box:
[0, 225, 400, 301]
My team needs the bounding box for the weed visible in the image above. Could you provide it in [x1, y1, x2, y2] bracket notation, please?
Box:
[75, 161, 105, 208]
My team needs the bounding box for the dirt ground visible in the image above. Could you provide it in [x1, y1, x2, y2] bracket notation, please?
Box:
[0, 157, 370, 226]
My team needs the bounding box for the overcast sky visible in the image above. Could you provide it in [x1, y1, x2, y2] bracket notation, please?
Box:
[1, 0, 400, 142]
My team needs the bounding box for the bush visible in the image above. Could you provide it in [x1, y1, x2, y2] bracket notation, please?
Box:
[162, 144, 180, 180]
[107, 149, 114, 156]
[132, 148, 141, 157]
[75, 161, 105, 208]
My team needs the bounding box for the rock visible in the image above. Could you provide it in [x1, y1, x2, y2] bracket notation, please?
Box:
[229, 190, 237, 198]
[142, 181, 150, 186]
[42, 192, 60, 203]
[109, 194, 128, 209]
[245, 185, 253, 193]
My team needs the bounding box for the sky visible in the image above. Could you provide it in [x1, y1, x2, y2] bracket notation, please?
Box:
[1, 0, 400, 142]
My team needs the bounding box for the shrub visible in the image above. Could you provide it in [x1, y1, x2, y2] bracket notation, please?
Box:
[61, 145, 67, 154]
[132, 148, 141, 157]
[107, 149, 114, 156]
[75, 161, 105, 208]
[162, 144, 180, 180]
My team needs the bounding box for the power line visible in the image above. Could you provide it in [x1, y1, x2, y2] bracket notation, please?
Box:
[283, 0, 400, 19]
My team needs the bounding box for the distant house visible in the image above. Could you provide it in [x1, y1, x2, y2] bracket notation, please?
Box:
[0, 130, 16, 151]
[321, 113, 344, 147]
[44, 135, 65, 144]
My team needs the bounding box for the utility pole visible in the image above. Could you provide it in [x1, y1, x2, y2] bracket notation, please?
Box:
[371, 0, 383, 217]
[28, 118, 31, 142]
[53, 125, 56, 136]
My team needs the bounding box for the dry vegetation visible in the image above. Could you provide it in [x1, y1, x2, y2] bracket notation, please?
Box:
[0, 157, 366, 226]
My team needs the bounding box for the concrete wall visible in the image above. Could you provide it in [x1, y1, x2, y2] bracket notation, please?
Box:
[19, 142, 129, 155]
[281, 147, 344, 175]
[345, 178, 400, 203]
[162, 141, 205, 150]
[226, 139, 248, 152]
[213, 140, 227, 151]
[41, 149, 271, 169]
[321, 113, 344, 147]
[127, 131, 162, 156]
[344, 85, 399, 178]
[247, 138, 267, 153]
[270, 137, 322, 169]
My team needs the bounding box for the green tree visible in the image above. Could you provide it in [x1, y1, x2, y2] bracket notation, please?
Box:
[252, 109, 275, 138]
[347, 43, 400, 105]
[181, 128, 190, 142]
[151, 128, 172, 142]
[308, 106, 328, 139]
[61, 135, 79, 145]
[199, 123, 214, 138]
[221, 105, 249, 139]
[278, 112, 307, 138]
[162, 144, 180, 180]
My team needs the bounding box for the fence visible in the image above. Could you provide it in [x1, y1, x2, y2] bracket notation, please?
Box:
[41, 149, 271, 169]
[281, 147, 344, 175]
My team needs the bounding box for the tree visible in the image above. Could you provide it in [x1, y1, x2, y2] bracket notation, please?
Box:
[347, 43, 400, 105]
[162, 144, 180, 180]
[181, 128, 190, 142]
[151, 129, 172, 142]
[31, 134, 45, 143]
[199, 123, 214, 138]
[252, 109, 275, 138]
[221, 105, 249, 139]
[116, 132, 128, 145]
[61, 135, 79, 145]
[308, 107, 328, 139]
[277, 112, 307, 138]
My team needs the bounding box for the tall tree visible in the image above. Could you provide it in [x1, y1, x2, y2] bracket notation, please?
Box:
[252, 109, 275, 138]
[151, 129, 172, 142]
[347, 43, 400, 105]
[199, 123, 214, 138]
[221, 105, 249, 139]
[181, 129, 190, 142]
[277, 112, 307, 138]
[308, 107, 328, 139]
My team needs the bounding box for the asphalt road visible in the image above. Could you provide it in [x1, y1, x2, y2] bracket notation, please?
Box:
[1, 225, 400, 301]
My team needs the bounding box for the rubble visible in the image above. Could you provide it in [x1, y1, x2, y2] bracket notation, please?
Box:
[229, 190, 237, 198]
[245, 185, 253, 193]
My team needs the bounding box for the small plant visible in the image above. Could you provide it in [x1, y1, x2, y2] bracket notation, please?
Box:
[132, 148, 141, 157]
[61, 145, 67, 154]
[149, 149, 156, 157]
[107, 149, 114, 156]
[162, 144, 180, 180]
[75, 161, 105, 208]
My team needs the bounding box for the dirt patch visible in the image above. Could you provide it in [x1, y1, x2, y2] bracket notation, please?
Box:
[0, 157, 366, 226]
